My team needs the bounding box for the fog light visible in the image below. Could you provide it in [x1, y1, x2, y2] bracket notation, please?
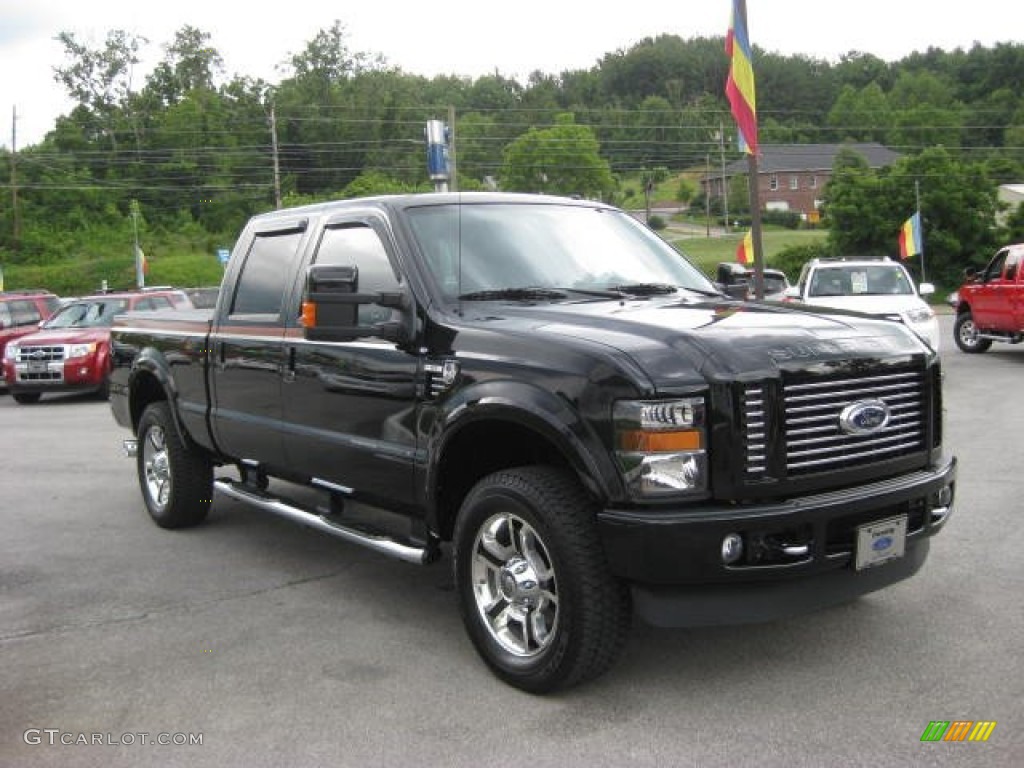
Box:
[933, 485, 953, 508]
[721, 533, 744, 564]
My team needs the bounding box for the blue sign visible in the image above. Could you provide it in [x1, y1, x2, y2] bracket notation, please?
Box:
[217, 248, 230, 266]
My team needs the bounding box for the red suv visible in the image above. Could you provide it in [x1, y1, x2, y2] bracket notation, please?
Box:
[2, 289, 190, 404]
[1, 290, 62, 390]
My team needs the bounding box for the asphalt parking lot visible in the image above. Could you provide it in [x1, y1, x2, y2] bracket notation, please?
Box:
[1, 313, 1021, 767]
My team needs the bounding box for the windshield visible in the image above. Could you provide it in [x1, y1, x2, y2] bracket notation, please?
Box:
[808, 265, 913, 298]
[405, 202, 716, 301]
[43, 299, 129, 329]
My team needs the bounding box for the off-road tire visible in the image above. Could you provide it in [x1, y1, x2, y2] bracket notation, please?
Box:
[453, 466, 631, 693]
[136, 401, 213, 529]
[954, 311, 991, 353]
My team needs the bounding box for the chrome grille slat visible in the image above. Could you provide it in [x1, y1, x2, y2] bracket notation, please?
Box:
[743, 368, 928, 478]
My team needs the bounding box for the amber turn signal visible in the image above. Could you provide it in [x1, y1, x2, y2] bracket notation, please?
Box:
[617, 429, 702, 452]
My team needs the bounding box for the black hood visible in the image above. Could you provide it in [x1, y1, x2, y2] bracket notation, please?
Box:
[458, 295, 927, 391]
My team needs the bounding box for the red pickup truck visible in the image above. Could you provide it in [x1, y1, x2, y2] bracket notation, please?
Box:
[953, 243, 1024, 353]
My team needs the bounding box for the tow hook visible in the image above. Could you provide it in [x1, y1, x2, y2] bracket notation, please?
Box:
[122, 438, 138, 458]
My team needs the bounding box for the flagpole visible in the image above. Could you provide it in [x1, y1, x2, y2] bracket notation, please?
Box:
[748, 153, 764, 299]
[915, 180, 925, 284]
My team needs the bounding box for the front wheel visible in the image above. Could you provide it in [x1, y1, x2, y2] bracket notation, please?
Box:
[136, 401, 213, 528]
[954, 311, 991, 353]
[453, 466, 631, 693]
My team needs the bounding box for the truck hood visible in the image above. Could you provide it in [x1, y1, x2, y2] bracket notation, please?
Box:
[462, 295, 927, 389]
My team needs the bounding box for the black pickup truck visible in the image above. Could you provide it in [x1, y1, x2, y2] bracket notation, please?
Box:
[110, 193, 956, 692]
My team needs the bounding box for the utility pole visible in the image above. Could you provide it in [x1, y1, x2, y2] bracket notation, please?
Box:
[269, 105, 282, 209]
[11, 107, 20, 256]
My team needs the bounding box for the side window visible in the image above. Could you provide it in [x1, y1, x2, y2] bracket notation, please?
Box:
[769, 174, 779, 191]
[789, 175, 799, 190]
[1004, 251, 1020, 282]
[313, 224, 401, 326]
[134, 298, 156, 311]
[983, 250, 1007, 282]
[9, 300, 43, 327]
[231, 230, 304, 316]
[0, 303, 12, 329]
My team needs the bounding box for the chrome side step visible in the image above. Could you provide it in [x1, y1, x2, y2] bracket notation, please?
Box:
[213, 478, 435, 565]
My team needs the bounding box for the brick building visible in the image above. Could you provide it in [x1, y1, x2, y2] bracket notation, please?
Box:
[703, 143, 902, 222]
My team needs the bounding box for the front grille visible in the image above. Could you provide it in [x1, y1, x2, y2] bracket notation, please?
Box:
[15, 345, 65, 383]
[743, 368, 928, 478]
[16, 345, 65, 363]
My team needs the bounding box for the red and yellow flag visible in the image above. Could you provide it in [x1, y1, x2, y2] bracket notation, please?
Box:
[725, 0, 758, 155]
[736, 229, 754, 265]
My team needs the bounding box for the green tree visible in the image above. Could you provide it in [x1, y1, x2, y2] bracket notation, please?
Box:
[827, 83, 893, 143]
[499, 114, 614, 198]
[53, 29, 146, 151]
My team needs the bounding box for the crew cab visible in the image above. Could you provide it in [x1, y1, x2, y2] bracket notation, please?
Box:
[3, 289, 190, 403]
[109, 193, 956, 692]
[953, 243, 1024, 353]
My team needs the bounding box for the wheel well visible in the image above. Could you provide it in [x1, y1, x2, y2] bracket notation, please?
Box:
[433, 419, 575, 541]
[130, 371, 167, 431]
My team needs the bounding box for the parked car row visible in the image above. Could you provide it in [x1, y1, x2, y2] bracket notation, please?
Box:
[1, 287, 202, 403]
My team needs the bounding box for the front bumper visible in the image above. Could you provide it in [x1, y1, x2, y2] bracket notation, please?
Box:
[597, 455, 956, 627]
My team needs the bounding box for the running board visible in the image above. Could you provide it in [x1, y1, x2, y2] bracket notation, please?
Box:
[213, 478, 435, 565]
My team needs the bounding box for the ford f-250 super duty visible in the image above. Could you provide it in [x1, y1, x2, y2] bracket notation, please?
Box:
[109, 193, 957, 692]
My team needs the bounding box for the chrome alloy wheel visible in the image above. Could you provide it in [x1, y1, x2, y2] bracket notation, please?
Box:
[142, 425, 171, 511]
[471, 512, 559, 658]
[957, 316, 979, 346]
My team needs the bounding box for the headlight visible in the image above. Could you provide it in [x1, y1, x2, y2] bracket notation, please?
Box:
[3, 344, 17, 361]
[905, 306, 935, 324]
[614, 397, 708, 498]
[67, 342, 98, 358]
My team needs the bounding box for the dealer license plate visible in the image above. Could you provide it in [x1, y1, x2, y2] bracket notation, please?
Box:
[855, 515, 907, 570]
[27, 361, 48, 374]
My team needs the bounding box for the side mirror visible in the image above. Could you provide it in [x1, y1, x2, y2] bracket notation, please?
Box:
[301, 264, 408, 343]
[963, 266, 978, 281]
[783, 286, 801, 300]
[918, 282, 935, 296]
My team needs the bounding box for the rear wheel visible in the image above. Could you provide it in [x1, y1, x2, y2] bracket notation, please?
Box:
[12, 392, 41, 404]
[954, 311, 991, 353]
[137, 402, 212, 528]
[453, 466, 631, 693]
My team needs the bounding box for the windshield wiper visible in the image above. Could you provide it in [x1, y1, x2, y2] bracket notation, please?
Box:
[457, 287, 568, 301]
[606, 282, 679, 297]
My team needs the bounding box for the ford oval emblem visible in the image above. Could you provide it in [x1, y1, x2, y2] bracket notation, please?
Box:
[872, 536, 893, 551]
[838, 400, 891, 435]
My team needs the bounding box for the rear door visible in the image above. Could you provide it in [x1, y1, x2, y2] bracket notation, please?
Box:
[210, 216, 309, 472]
[281, 213, 420, 509]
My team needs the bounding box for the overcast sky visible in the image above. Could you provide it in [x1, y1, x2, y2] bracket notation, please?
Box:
[1, 0, 1019, 149]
